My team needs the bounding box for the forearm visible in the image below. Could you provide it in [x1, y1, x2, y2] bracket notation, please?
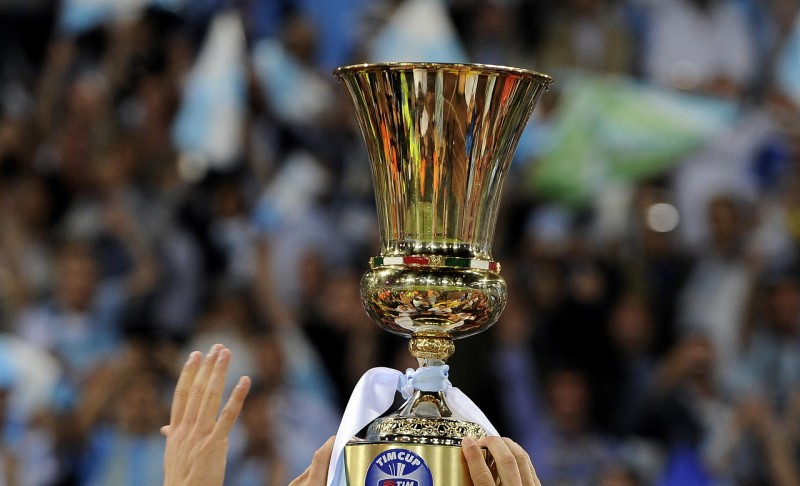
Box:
[763, 427, 800, 486]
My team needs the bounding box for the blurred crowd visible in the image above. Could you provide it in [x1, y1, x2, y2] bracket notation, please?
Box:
[0, 0, 799, 484]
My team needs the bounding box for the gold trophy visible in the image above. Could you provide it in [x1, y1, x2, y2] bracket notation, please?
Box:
[331, 63, 552, 485]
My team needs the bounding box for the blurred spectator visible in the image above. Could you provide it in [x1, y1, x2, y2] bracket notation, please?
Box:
[603, 293, 658, 436]
[596, 466, 643, 486]
[536, 255, 622, 424]
[231, 329, 339, 480]
[703, 395, 800, 485]
[536, 0, 634, 75]
[619, 183, 693, 353]
[500, 360, 617, 485]
[755, 0, 800, 101]
[639, 0, 757, 98]
[675, 195, 755, 375]
[494, 300, 617, 485]
[15, 241, 126, 401]
[252, 150, 343, 321]
[732, 267, 800, 411]
[208, 179, 258, 290]
[0, 174, 55, 320]
[0, 334, 61, 486]
[75, 362, 169, 486]
[185, 288, 260, 395]
[459, 1, 534, 67]
[633, 335, 761, 484]
[697, 267, 800, 484]
[0, 363, 19, 485]
[225, 383, 288, 486]
[301, 268, 403, 408]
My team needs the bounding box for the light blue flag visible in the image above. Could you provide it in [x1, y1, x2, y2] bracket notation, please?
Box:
[0, 334, 60, 421]
[776, 13, 800, 107]
[251, 38, 336, 127]
[58, 0, 187, 35]
[172, 10, 246, 174]
[368, 0, 468, 63]
[529, 73, 740, 207]
[59, 0, 141, 34]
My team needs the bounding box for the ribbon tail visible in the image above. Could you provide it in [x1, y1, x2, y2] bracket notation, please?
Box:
[330, 454, 347, 486]
[326, 367, 403, 486]
[446, 387, 500, 437]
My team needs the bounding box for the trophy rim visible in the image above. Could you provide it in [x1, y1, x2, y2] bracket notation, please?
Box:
[333, 61, 553, 85]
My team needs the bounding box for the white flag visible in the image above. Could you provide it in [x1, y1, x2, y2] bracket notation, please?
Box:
[368, 0, 468, 63]
[172, 10, 246, 174]
[776, 13, 800, 108]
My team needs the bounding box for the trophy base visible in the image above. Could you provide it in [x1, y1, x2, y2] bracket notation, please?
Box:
[343, 442, 497, 486]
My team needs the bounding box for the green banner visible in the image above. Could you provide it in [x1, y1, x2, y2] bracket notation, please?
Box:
[529, 75, 739, 207]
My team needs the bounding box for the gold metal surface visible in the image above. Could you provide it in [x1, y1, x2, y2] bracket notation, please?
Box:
[361, 267, 506, 342]
[334, 61, 552, 85]
[337, 62, 550, 346]
[335, 62, 550, 453]
[361, 266, 507, 339]
[367, 416, 488, 444]
[366, 389, 487, 445]
[334, 62, 551, 261]
[344, 442, 498, 486]
[408, 332, 456, 361]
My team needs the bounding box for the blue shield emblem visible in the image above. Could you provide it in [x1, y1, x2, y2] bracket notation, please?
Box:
[365, 448, 433, 486]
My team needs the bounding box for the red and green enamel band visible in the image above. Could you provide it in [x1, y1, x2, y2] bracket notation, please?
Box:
[369, 255, 500, 273]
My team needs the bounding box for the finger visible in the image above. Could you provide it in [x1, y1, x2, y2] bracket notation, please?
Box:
[306, 436, 336, 485]
[478, 436, 523, 486]
[183, 344, 222, 426]
[169, 351, 201, 426]
[502, 438, 539, 486]
[462, 436, 496, 486]
[288, 436, 336, 485]
[287, 469, 309, 486]
[211, 375, 252, 440]
[195, 347, 232, 433]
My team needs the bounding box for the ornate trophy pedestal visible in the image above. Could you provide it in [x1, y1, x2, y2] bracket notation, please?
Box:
[331, 62, 551, 485]
[366, 390, 487, 444]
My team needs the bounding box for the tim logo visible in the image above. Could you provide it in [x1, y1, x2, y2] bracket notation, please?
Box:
[365, 449, 433, 486]
[378, 480, 416, 486]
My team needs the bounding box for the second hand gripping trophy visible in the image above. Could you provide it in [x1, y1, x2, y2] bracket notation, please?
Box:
[329, 63, 552, 486]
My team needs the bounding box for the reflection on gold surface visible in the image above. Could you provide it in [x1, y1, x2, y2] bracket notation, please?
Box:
[335, 63, 550, 461]
[335, 63, 552, 260]
[360, 265, 506, 347]
[336, 63, 550, 352]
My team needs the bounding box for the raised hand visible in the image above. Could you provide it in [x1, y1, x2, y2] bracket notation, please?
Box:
[162, 344, 251, 486]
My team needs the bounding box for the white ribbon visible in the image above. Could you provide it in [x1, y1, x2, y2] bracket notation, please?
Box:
[326, 365, 499, 486]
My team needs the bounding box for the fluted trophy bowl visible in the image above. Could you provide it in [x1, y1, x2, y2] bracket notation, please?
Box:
[334, 63, 551, 484]
[335, 62, 551, 362]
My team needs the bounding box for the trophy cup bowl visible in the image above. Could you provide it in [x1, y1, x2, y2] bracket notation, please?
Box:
[334, 62, 551, 485]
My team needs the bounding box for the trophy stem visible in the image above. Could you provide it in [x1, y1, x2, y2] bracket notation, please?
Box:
[409, 332, 456, 362]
